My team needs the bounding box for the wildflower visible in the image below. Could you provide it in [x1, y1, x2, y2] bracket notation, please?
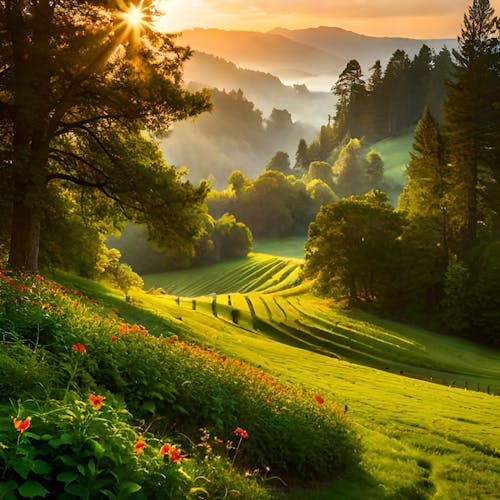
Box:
[134, 441, 146, 454]
[233, 427, 249, 439]
[71, 343, 86, 354]
[17, 284, 28, 291]
[314, 394, 324, 405]
[169, 447, 180, 462]
[118, 323, 128, 334]
[56, 307, 63, 315]
[213, 436, 223, 445]
[88, 393, 105, 411]
[160, 444, 171, 456]
[12, 416, 31, 433]
[111, 335, 117, 342]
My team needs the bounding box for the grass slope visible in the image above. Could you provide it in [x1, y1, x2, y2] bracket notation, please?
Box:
[54, 249, 500, 499]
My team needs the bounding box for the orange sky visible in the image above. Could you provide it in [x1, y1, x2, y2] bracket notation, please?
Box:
[156, 0, 500, 39]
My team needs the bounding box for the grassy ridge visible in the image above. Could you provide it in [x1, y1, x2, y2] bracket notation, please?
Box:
[143, 253, 303, 296]
[118, 248, 500, 498]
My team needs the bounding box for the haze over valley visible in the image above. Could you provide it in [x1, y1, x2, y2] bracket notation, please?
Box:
[162, 26, 457, 186]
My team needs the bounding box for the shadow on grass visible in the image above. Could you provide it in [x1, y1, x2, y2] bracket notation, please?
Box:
[53, 271, 185, 338]
[275, 464, 387, 500]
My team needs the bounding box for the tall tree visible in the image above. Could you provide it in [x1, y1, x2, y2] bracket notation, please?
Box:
[443, 0, 499, 251]
[0, 0, 211, 270]
[380, 49, 412, 135]
[332, 59, 366, 139]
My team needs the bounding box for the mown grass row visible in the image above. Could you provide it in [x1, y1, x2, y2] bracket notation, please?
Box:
[143, 253, 302, 296]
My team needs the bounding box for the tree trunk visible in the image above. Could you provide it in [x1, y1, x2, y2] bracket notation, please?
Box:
[8, 180, 41, 271]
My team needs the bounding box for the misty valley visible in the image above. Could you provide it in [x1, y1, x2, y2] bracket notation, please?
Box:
[0, 1, 499, 499]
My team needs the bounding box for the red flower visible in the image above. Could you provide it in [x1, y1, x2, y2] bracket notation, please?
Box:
[71, 343, 86, 354]
[233, 427, 249, 439]
[160, 444, 180, 461]
[134, 441, 146, 454]
[314, 394, 324, 405]
[12, 416, 31, 433]
[111, 335, 117, 342]
[88, 393, 105, 411]
[169, 447, 180, 462]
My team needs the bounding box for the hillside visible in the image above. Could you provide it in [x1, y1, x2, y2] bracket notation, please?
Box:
[53, 247, 500, 499]
[269, 26, 457, 75]
[179, 26, 457, 91]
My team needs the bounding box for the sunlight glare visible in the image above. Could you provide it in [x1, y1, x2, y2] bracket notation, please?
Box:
[124, 5, 145, 27]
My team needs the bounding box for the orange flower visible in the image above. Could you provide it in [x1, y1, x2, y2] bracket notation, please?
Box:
[134, 440, 146, 454]
[71, 343, 86, 354]
[169, 447, 180, 462]
[314, 394, 324, 404]
[12, 416, 31, 433]
[118, 323, 128, 334]
[160, 444, 180, 462]
[233, 427, 249, 439]
[160, 444, 171, 456]
[88, 393, 105, 411]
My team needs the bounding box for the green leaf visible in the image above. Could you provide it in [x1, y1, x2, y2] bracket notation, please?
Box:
[31, 460, 51, 475]
[0, 480, 18, 500]
[11, 458, 32, 480]
[119, 482, 142, 495]
[87, 459, 96, 476]
[56, 471, 79, 485]
[140, 400, 156, 415]
[89, 440, 105, 459]
[76, 464, 86, 476]
[17, 480, 49, 499]
[64, 483, 89, 499]
[57, 455, 77, 467]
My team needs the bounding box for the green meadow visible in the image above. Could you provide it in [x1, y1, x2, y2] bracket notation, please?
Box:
[51, 239, 500, 499]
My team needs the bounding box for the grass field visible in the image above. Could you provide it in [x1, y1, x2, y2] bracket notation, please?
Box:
[371, 130, 414, 203]
[54, 243, 500, 499]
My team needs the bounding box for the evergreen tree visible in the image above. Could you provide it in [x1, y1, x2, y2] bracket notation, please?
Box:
[365, 60, 385, 140]
[409, 45, 434, 123]
[332, 60, 367, 139]
[381, 50, 412, 135]
[399, 106, 451, 251]
[427, 47, 454, 121]
[443, 0, 499, 251]
[294, 138, 309, 175]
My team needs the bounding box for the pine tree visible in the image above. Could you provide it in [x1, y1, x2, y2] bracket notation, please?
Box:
[443, 0, 499, 251]
[399, 106, 451, 251]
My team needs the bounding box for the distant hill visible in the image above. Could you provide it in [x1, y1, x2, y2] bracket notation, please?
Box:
[269, 26, 457, 74]
[183, 51, 333, 125]
[179, 28, 343, 79]
[180, 26, 457, 90]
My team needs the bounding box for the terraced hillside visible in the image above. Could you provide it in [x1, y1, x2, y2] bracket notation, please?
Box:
[143, 253, 303, 296]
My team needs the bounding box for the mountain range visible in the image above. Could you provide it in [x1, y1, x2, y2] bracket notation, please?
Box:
[162, 26, 457, 187]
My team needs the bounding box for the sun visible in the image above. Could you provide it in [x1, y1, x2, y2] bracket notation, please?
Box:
[123, 5, 145, 27]
[117, 0, 149, 33]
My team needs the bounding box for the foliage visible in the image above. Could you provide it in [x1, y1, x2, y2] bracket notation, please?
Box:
[0, 0, 211, 270]
[442, 0, 499, 251]
[265, 151, 292, 175]
[303, 191, 403, 304]
[0, 269, 361, 490]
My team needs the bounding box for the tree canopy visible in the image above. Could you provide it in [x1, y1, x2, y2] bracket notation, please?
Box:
[0, 0, 211, 271]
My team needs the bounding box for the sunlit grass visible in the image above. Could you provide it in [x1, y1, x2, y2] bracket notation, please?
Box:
[53, 251, 500, 498]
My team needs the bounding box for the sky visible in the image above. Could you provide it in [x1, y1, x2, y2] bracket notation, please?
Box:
[155, 0, 500, 39]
